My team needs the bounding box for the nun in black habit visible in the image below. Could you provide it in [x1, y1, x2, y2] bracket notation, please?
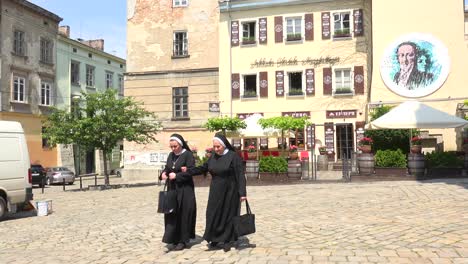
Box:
[188, 133, 247, 251]
[159, 133, 197, 251]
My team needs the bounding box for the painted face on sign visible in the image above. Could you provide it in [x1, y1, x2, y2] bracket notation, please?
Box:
[397, 44, 416, 72]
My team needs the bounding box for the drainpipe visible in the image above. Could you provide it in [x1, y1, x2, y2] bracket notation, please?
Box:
[227, 0, 233, 118]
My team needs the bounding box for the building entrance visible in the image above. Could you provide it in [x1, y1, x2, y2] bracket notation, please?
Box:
[335, 123, 354, 159]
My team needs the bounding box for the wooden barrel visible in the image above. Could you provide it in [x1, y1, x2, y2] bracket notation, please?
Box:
[287, 160, 302, 179]
[317, 155, 328, 171]
[408, 154, 425, 176]
[358, 153, 375, 175]
[245, 160, 259, 179]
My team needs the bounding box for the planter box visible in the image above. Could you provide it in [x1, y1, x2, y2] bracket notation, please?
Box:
[374, 167, 408, 177]
[259, 172, 288, 182]
[426, 167, 463, 178]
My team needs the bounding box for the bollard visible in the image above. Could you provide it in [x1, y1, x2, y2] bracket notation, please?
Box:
[41, 177, 45, 194]
[80, 176, 82, 190]
[63, 178, 66, 191]
[94, 174, 97, 186]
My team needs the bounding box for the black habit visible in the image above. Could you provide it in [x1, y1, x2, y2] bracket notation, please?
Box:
[190, 150, 247, 243]
[160, 150, 197, 244]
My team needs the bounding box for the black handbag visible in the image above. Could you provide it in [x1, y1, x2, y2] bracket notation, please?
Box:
[157, 181, 177, 214]
[232, 200, 256, 236]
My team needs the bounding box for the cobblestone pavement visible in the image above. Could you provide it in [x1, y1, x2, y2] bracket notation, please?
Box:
[1, 178, 468, 264]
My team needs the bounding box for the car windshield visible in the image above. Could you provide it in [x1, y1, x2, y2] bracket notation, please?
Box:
[31, 165, 43, 169]
[52, 167, 69, 171]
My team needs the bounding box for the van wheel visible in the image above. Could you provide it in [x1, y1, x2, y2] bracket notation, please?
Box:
[0, 197, 6, 221]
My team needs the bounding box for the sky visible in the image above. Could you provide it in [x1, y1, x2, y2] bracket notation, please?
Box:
[29, 0, 127, 59]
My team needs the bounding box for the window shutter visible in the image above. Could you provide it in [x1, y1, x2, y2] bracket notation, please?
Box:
[323, 67, 332, 95]
[353, 9, 364, 37]
[275, 70, 284, 96]
[354, 66, 364, 95]
[274, 16, 283, 43]
[304, 14, 314, 41]
[305, 69, 315, 95]
[231, 73, 240, 99]
[259, 18, 268, 44]
[321, 12, 331, 40]
[231, 21, 239, 46]
[259, 71, 268, 97]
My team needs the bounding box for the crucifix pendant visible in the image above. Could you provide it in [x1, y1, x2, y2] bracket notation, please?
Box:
[172, 165, 175, 170]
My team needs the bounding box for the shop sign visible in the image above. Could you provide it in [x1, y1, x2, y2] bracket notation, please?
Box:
[326, 110, 357, 119]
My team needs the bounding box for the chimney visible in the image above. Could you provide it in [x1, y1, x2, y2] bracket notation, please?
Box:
[81, 39, 104, 51]
[59, 25, 70, 37]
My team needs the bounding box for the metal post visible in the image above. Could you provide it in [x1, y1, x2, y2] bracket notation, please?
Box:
[41, 177, 45, 194]
[95, 174, 97, 186]
[80, 176, 82, 190]
[63, 178, 66, 191]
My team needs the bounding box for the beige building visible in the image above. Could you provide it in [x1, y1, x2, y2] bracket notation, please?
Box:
[219, 0, 371, 161]
[0, 0, 62, 167]
[370, 0, 468, 151]
[125, 0, 220, 180]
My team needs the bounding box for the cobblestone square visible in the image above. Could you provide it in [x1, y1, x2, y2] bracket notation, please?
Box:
[1, 178, 468, 263]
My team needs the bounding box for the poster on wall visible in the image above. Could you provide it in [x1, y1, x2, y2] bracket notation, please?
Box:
[380, 33, 450, 98]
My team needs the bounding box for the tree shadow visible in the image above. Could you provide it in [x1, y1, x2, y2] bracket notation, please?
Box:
[3, 210, 37, 221]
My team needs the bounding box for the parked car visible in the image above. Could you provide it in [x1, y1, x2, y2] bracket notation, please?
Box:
[30, 164, 46, 188]
[0, 121, 33, 221]
[45, 167, 75, 185]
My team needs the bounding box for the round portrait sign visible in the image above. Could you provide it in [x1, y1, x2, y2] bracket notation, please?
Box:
[380, 33, 450, 98]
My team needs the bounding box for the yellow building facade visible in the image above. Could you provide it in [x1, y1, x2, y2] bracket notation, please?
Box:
[370, 0, 468, 151]
[219, 0, 371, 160]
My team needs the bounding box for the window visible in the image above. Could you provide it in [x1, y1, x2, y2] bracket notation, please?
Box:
[173, 87, 188, 118]
[243, 138, 257, 149]
[106, 71, 114, 89]
[12, 75, 26, 102]
[71, 61, 80, 85]
[173, 0, 188, 7]
[13, 30, 25, 55]
[333, 12, 351, 37]
[86, 65, 95, 87]
[242, 21, 256, 44]
[40, 82, 52, 106]
[243, 74, 257, 98]
[40, 38, 53, 63]
[334, 68, 353, 94]
[118, 75, 124, 95]
[286, 17, 302, 41]
[173, 32, 188, 57]
[288, 72, 303, 95]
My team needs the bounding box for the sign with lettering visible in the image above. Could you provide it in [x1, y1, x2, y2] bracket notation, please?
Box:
[232, 138, 241, 149]
[306, 69, 315, 95]
[324, 122, 335, 160]
[259, 17, 267, 44]
[209, 102, 220, 112]
[326, 110, 357, 119]
[276, 71, 284, 96]
[231, 21, 239, 46]
[260, 138, 268, 147]
[282, 111, 310, 118]
[251, 56, 340, 69]
[322, 12, 331, 39]
[306, 124, 315, 148]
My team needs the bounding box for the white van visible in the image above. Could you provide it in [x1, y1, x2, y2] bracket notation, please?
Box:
[0, 121, 33, 220]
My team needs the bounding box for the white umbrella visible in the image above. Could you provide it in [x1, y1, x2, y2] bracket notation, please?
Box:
[227, 113, 294, 138]
[366, 101, 468, 129]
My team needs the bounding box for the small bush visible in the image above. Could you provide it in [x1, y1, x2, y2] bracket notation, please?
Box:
[375, 149, 407, 168]
[259, 156, 287, 173]
[425, 151, 464, 168]
[196, 155, 209, 167]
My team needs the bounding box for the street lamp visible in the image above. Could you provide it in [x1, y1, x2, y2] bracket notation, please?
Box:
[71, 94, 81, 176]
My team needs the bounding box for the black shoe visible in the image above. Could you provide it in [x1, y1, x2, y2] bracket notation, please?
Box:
[206, 242, 220, 251]
[174, 242, 185, 251]
[223, 242, 232, 252]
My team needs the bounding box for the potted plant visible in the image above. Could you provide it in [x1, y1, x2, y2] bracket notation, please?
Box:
[425, 151, 464, 177]
[289, 145, 299, 160]
[358, 137, 373, 153]
[374, 149, 408, 176]
[318, 146, 327, 155]
[258, 156, 288, 181]
[247, 144, 256, 160]
[286, 33, 301, 41]
[205, 147, 213, 159]
[410, 136, 422, 154]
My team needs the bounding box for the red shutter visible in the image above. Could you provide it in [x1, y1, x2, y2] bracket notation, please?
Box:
[231, 21, 239, 46]
[354, 66, 364, 95]
[321, 12, 331, 40]
[231, 73, 240, 99]
[259, 18, 268, 44]
[305, 69, 315, 95]
[324, 122, 335, 161]
[274, 16, 283, 43]
[275, 70, 284, 96]
[259, 71, 268, 98]
[304, 14, 314, 41]
[353, 9, 364, 37]
[323, 67, 332, 95]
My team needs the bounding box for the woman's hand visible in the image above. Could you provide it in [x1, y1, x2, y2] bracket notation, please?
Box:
[181, 166, 187, 172]
[169, 172, 176, 180]
[240, 196, 247, 202]
[161, 172, 168, 180]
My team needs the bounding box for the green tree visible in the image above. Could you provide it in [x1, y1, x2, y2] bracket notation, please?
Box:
[258, 116, 310, 152]
[203, 116, 246, 136]
[365, 106, 417, 153]
[43, 89, 161, 185]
